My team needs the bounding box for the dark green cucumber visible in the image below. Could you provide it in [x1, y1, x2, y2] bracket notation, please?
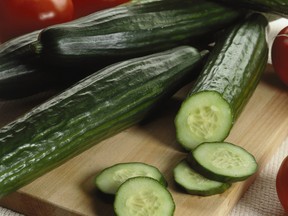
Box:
[0, 46, 202, 198]
[0, 30, 57, 99]
[187, 142, 258, 182]
[34, 0, 244, 68]
[175, 13, 268, 151]
[0, 31, 90, 100]
[211, 0, 288, 17]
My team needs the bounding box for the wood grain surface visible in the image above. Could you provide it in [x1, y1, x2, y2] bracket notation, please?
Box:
[0, 65, 288, 216]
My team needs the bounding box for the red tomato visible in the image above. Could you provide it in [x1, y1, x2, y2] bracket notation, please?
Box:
[0, 0, 74, 43]
[271, 26, 288, 86]
[72, 0, 129, 18]
[276, 156, 288, 212]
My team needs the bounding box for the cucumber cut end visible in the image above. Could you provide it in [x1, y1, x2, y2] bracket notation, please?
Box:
[114, 177, 175, 216]
[175, 91, 233, 150]
[188, 142, 258, 182]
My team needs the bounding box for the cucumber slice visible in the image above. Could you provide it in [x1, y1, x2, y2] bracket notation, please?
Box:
[95, 162, 167, 195]
[114, 177, 175, 216]
[175, 91, 233, 150]
[173, 160, 231, 196]
[187, 142, 258, 182]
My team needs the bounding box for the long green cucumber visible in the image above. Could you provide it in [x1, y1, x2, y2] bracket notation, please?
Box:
[175, 13, 269, 151]
[33, 0, 244, 68]
[0, 46, 202, 198]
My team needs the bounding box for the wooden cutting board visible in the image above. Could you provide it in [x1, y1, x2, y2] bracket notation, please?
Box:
[0, 65, 288, 216]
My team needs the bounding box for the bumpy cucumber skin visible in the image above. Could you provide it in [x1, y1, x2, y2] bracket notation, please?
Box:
[35, 0, 243, 67]
[212, 0, 288, 16]
[95, 162, 168, 195]
[190, 13, 268, 121]
[114, 177, 175, 216]
[175, 13, 268, 150]
[0, 46, 202, 198]
[173, 160, 231, 196]
[187, 142, 258, 183]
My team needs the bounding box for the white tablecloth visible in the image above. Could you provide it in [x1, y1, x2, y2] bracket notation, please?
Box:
[0, 15, 288, 216]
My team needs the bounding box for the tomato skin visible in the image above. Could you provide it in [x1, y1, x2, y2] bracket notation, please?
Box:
[0, 0, 74, 43]
[276, 156, 288, 212]
[271, 26, 288, 86]
[72, 0, 129, 18]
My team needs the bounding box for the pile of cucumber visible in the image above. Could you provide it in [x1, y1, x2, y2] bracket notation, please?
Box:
[0, 0, 287, 214]
[93, 141, 257, 216]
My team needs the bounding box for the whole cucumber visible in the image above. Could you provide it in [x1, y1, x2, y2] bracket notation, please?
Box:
[34, 0, 244, 68]
[0, 46, 203, 198]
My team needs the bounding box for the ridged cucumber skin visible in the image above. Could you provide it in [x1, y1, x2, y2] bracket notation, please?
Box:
[212, 0, 288, 16]
[0, 46, 202, 198]
[175, 13, 268, 150]
[35, 0, 244, 67]
[191, 13, 268, 121]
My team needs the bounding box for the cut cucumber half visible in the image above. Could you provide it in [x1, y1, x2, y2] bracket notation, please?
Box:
[175, 91, 233, 150]
[187, 142, 258, 183]
[95, 162, 167, 195]
[114, 177, 175, 216]
[175, 14, 268, 151]
[173, 160, 231, 196]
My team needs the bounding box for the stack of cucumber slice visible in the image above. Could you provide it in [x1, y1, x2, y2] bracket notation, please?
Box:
[174, 142, 258, 196]
[94, 141, 258, 215]
[95, 162, 175, 216]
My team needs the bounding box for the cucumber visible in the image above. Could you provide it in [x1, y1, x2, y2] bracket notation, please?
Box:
[187, 142, 258, 183]
[114, 177, 175, 216]
[34, 0, 244, 68]
[0, 30, 59, 99]
[211, 0, 288, 17]
[0, 30, 92, 99]
[0, 46, 203, 198]
[175, 13, 268, 150]
[95, 162, 167, 195]
[173, 160, 231, 196]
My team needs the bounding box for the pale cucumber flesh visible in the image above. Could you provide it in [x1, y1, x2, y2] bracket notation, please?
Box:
[95, 162, 167, 195]
[188, 142, 258, 182]
[114, 177, 175, 216]
[175, 91, 233, 150]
